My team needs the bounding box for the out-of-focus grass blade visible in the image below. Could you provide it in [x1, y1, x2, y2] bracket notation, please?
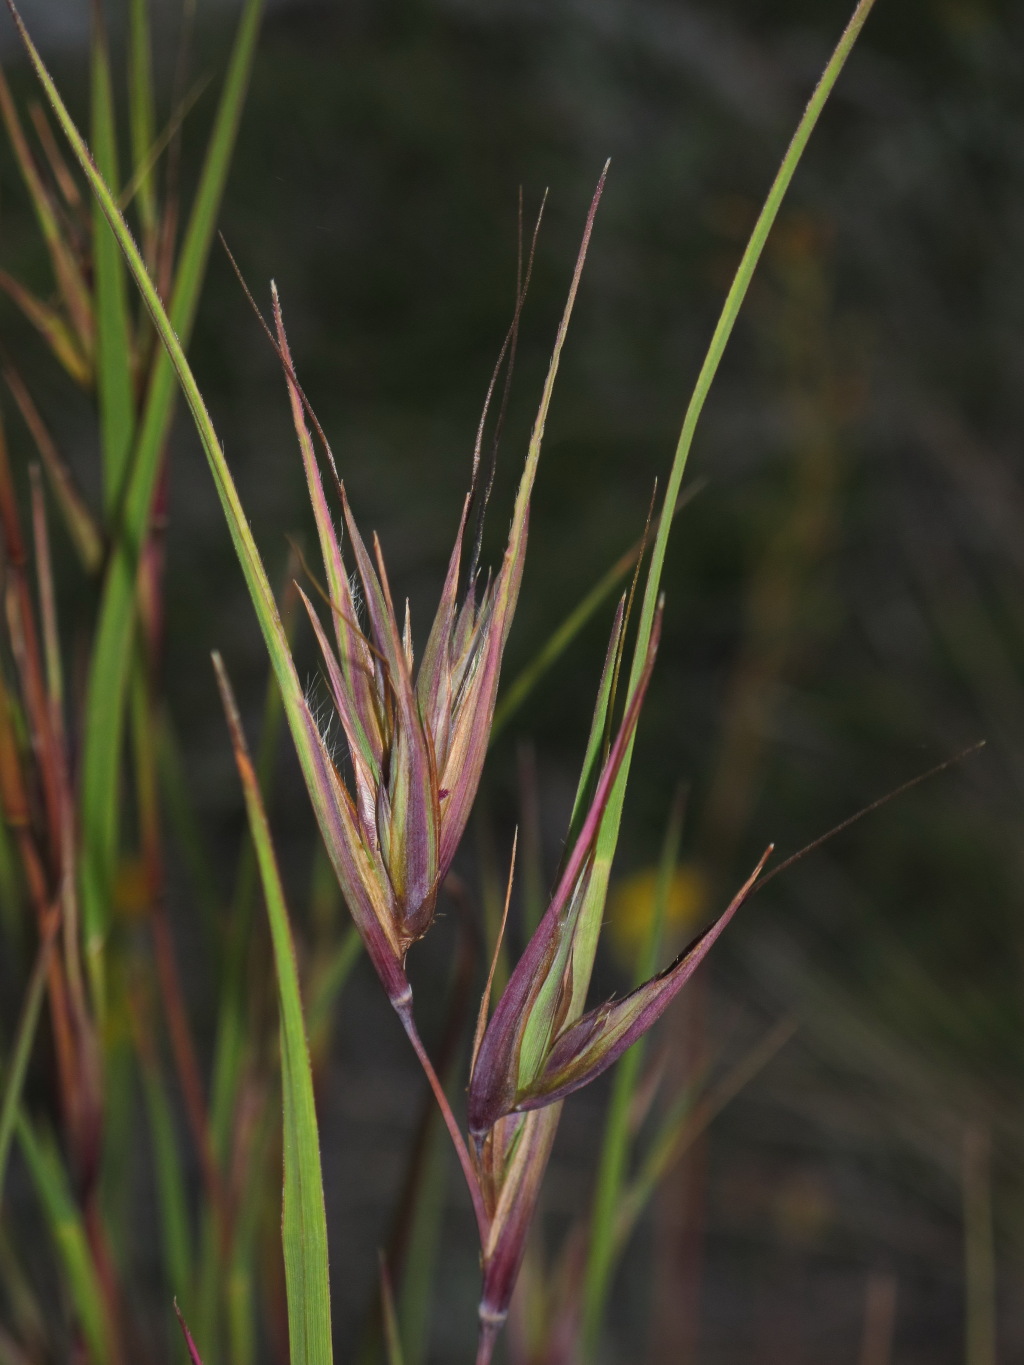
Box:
[563, 0, 879, 1043]
[210, 563, 300, 1165]
[175, 1301, 207, 1365]
[307, 926, 362, 1039]
[379, 1255, 406, 1365]
[0, 1324, 31, 1365]
[16, 1112, 118, 1365]
[0, 268, 90, 386]
[490, 483, 702, 743]
[70, 0, 265, 1016]
[0, 66, 93, 367]
[128, 0, 158, 243]
[396, 1114, 447, 1365]
[616, 1017, 796, 1251]
[0, 1226, 46, 1357]
[579, 794, 683, 1358]
[491, 540, 638, 744]
[3, 362, 103, 572]
[138, 1043, 193, 1312]
[213, 653, 333, 1365]
[90, 10, 136, 518]
[227, 1104, 272, 1365]
[28, 100, 80, 209]
[0, 916, 57, 1199]
[119, 75, 212, 218]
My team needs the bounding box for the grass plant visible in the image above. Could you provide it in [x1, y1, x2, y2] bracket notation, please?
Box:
[1, 0, 974, 1361]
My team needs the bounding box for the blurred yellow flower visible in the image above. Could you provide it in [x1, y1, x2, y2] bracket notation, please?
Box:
[606, 862, 708, 966]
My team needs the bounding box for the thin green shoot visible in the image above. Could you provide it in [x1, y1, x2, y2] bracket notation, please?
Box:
[579, 791, 684, 1357]
[16, 1113, 120, 1365]
[557, 0, 880, 1054]
[213, 652, 333, 1365]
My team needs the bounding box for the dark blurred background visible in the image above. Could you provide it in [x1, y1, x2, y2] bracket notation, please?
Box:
[4, 0, 1024, 1361]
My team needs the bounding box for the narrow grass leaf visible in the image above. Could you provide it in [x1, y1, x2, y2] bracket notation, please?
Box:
[90, 11, 136, 518]
[208, 563, 301, 1170]
[0, 270, 90, 386]
[579, 793, 684, 1357]
[615, 1018, 796, 1254]
[213, 653, 333, 1365]
[3, 363, 103, 572]
[68, 0, 265, 1015]
[16, 1113, 117, 1365]
[554, 0, 879, 1043]
[28, 100, 80, 209]
[138, 1049, 193, 1308]
[0, 66, 93, 366]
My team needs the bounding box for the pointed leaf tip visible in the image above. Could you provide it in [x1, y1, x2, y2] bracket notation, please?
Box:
[174, 1301, 205, 1365]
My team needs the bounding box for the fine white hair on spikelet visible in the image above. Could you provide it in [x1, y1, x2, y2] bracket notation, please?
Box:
[348, 567, 364, 623]
[304, 672, 342, 765]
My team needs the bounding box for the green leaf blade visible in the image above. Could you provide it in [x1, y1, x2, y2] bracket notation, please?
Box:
[563, 0, 880, 1036]
[72, 0, 266, 1015]
[213, 653, 333, 1365]
[90, 14, 136, 518]
[16, 1115, 118, 1365]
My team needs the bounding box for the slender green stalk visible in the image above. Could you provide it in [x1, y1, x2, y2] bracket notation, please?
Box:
[579, 796, 683, 1357]
[567, 0, 879, 1046]
[630, 0, 876, 700]
[213, 653, 333, 1365]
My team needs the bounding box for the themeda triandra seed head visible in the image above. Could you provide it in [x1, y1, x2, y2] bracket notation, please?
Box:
[266, 168, 607, 1012]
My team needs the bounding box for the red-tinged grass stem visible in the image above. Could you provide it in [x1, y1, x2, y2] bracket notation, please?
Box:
[398, 1007, 488, 1242]
[475, 1317, 500, 1365]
